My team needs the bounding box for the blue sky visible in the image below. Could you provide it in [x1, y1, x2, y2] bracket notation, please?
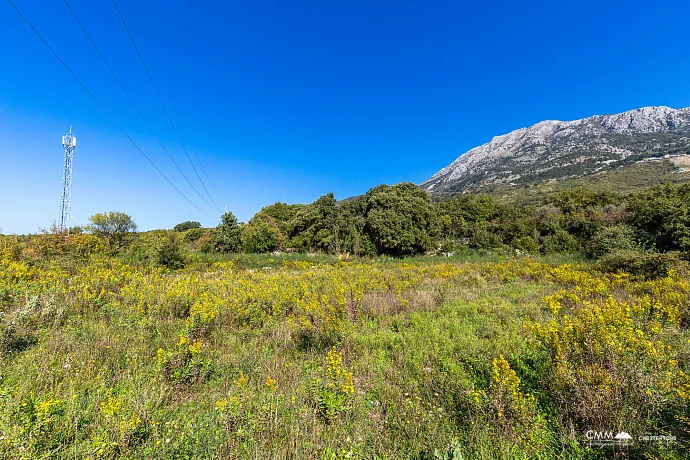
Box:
[1, 0, 690, 234]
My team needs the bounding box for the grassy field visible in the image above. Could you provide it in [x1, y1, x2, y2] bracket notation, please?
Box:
[1, 238, 689, 458]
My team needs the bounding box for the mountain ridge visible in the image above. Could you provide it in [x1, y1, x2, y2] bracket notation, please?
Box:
[422, 106, 690, 193]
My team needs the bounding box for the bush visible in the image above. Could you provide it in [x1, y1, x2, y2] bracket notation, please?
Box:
[549, 188, 621, 214]
[540, 228, 580, 254]
[358, 233, 378, 257]
[586, 224, 639, 258]
[183, 228, 206, 243]
[438, 239, 458, 254]
[0, 315, 36, 356]
[174, 221, 201, 232]
[65, 234, 107, 258]
[468, 226, 503, 249]
[528, 274, 690, 444]
[15, 296, 66, 328]
[194, 230, 216, 253]
[595, 250, 686, 279]
[626, 183, 690, 253]
[511, 236, 539, 254]
[155, 235, 186, 269]
[242, 219, 282, 253]
[288, 193, 344, 253]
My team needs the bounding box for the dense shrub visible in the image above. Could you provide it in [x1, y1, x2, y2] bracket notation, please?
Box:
[155, 235, 186, 269]
[626, 183, 690, 253]
[289, 193, 344, 253]
[594, 250, 686, 279]
[196, 182, 690, 260]
[174, 221, 201, 232]
[358, 233, 378, 257]
[252, 202, 303, 236]
[512, 235, 539, 254]
[528, 270, 690, 447]
[549, 188, 620, 214]
[242, 219, 282, 253]
[183, 227, 206, 243]
[586, 224, 638, 257]
[561, 211, 603, 243]
[195, 230, 216, 253]
[540, 228, 580, 254]
[468, 225, 503, 249]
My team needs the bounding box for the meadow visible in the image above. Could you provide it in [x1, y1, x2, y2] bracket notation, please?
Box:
[0, 234, 689, 459]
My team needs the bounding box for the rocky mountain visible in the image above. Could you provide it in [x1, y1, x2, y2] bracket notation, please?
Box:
[422, 106, 690, 193]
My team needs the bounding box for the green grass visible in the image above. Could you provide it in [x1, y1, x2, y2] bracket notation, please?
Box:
[1, 251, 688, 459]
[1, 281, 550, 458]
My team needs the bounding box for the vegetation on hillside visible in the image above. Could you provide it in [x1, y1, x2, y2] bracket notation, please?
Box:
[183, 181, 690, 277]
[461, 159, 690, 204]
[0, 235, 689, 458]
[2, 180, 690, 457]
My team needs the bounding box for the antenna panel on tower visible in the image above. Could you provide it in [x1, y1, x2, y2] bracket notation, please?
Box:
[62, 135, 76, 148]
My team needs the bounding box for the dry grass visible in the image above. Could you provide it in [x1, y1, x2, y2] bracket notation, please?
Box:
[671, 154, 690, 167]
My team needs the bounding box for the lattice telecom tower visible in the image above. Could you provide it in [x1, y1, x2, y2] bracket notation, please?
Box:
[59, 127, 76, 233]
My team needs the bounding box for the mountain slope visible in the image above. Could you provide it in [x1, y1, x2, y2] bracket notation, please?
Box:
[422, 106, 690, 193]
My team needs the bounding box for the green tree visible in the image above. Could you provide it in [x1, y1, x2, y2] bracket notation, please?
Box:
[242, 218, 282, 253]
[339, 197, 368, 255]
[173, 221, 201, 232]
[626, 183, 690, 253]
[364, 183, 439, 256]
[155, 234, 186, 269]
[549, 188, 620, 214]
[86, 211, 137, 249]
[214, 212, 242, 253]
[586, 224, 639, 258]
[289, 193, 345, 253]
[540, 227, 580, 254]
[254, 202, 304, 236]
[183, 227, 206, 242]
[435, 194, 528, 249]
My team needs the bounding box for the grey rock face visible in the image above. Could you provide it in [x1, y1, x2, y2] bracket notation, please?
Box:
[422, 106, 690, 193]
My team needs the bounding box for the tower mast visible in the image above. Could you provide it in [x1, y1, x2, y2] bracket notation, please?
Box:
[59, 126, 76, 233]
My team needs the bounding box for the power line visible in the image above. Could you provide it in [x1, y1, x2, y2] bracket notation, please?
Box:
[125, 0, 222, 205]
[112, 0, 221, 212]
[5, 0, 213, 218]
[61, 0, 218, 214]
[120, 1, 222, 211]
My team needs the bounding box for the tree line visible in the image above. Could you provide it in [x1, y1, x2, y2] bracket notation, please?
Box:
[70, 181, 690, 273]
[202, 181, 690, 261]
[210, 183, 436, 257]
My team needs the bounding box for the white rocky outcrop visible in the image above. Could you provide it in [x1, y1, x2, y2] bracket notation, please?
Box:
[422, 106, 690, 191]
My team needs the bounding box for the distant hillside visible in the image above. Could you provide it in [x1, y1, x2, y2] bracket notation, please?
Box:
[458, 158, 690, 205]
[422, 106, 690, 194]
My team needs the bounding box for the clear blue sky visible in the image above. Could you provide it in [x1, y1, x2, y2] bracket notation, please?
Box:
[1, 0, 689, 234]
